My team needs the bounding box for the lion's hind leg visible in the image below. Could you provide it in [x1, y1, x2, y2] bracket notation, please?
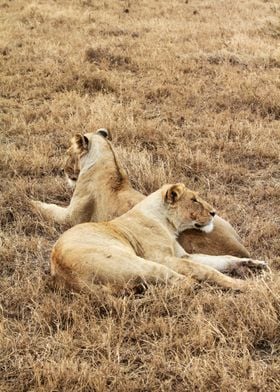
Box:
[129, 255, 188, 286]
[51, 244, 188, 293]
[158, 256, 245, 291]
[84, 252, 188, 287]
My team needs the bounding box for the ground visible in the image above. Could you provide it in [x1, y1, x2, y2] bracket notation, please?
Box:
[1, 0, 280, 391]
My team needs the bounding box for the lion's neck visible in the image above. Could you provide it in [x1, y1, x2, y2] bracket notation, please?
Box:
[132, 191, 179, 238]
[74, 154, 143, 222]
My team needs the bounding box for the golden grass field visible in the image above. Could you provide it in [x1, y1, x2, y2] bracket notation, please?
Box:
[1, 0, 280, 390]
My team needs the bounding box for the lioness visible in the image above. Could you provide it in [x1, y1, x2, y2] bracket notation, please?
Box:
[32, 129, 251, 261]
[51, 183, 266, 292]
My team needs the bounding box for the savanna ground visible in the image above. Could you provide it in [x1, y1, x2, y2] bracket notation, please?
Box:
[1, 0, 280, 390]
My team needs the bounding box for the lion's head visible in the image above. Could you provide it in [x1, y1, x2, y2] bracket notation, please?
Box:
[162, 183, 216, 233]
[64, 128, 111, 188]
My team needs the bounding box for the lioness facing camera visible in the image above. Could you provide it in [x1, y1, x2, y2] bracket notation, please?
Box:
[32, 129, 251, 260]
[51, 183, 266, 292]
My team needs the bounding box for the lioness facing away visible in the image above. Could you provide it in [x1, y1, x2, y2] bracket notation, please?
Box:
[51, 183, 266, 292]
[32, 129, 251, 261]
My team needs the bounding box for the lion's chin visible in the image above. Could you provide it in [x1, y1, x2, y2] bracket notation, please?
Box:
[194, 221, 214, 234]
[201, 221, 214, 233]
[66, 176, 77, 189]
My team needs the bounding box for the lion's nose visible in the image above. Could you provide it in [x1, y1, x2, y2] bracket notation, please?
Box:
[210, 211, 216, 217]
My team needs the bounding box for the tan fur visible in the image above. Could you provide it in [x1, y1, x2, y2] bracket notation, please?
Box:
[32, 129, 250, 260]
[51, 183, 267, 292]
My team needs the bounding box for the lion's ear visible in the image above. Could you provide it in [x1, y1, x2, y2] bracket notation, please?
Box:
[96, 128, 112, 140]
[165, 183, 185, 204]
[71, 134, 89, 153]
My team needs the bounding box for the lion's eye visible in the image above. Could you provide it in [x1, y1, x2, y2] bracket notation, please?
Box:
[191, 197, 198, 203]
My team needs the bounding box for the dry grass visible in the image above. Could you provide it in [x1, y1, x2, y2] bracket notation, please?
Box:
[1, 0, 280, 390]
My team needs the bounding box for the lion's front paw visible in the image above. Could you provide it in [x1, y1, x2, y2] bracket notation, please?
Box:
[30, 199, 40, 207]
[229, 258, 269, 278]
[244, 259, 268, 269]
[30, 200, 50, 218]
[30, 199, 44, 211]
